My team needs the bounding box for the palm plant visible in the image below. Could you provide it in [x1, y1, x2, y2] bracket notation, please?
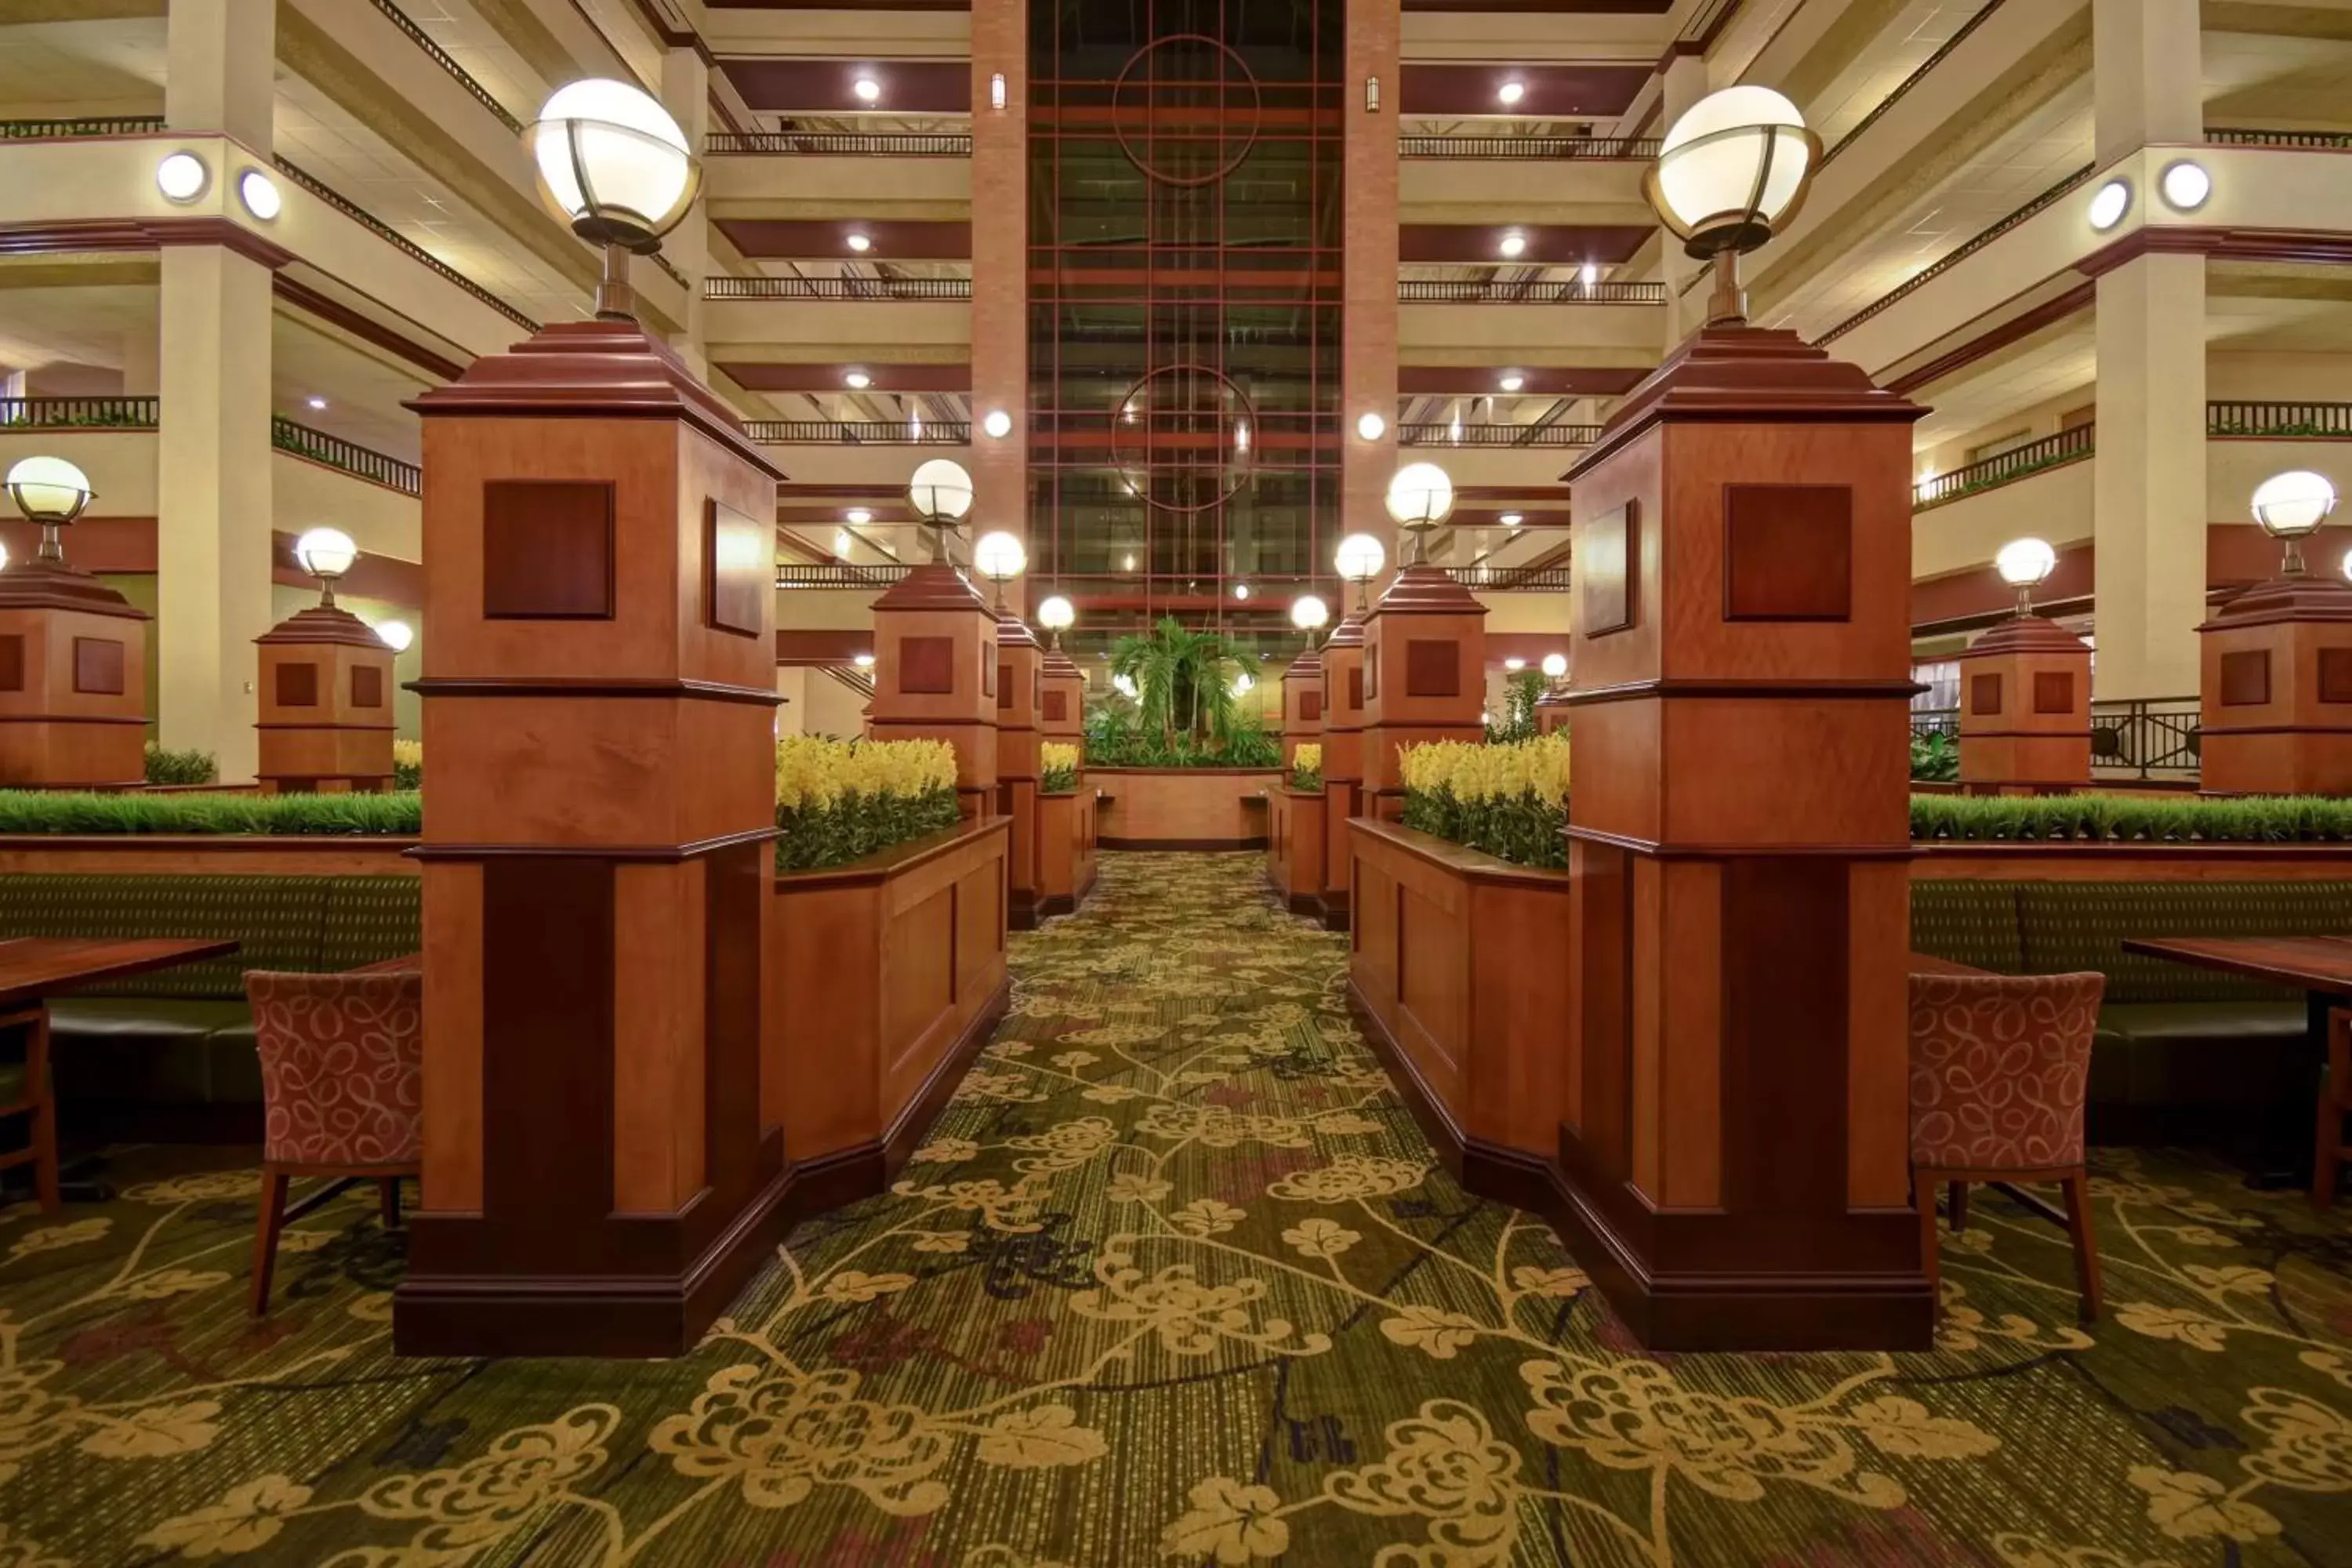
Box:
[1108, 616, 1264, 753]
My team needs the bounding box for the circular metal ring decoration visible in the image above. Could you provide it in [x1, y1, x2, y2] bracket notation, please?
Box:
[1110, 34, 1262, 189]
[1109, 364, 1259, 514]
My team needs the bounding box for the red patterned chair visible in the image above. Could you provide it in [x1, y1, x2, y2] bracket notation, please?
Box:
[244, 969, 422, 1313]
[0, 1004, 58, 1213]
[1908, 971, 2107, 1322]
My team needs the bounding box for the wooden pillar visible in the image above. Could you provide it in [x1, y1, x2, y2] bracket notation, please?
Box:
[0, 559, 148, 789]
[394, 318, 788, 1358]
[1359, 563, 1487, 820]
[1557, 325, 1931, 1352]
[1318, 613, 1367, 929]
[1534, 688, 1570, 735]
[1281, 644, 1324, 768]
[1956, 615, 2092, 793]
[1040, 635, 1086, 758]
[2198, 573, 2352, 795]
[997, 608, 1041, 927]
[253, 604, 395, 793]
[868, 560, 1000, 818]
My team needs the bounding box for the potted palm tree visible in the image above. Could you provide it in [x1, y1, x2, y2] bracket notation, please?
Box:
[1089, 616, 1283, 848]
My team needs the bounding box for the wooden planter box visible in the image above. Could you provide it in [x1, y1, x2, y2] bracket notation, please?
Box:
[0, 835, 420, 876]
[1091, 767, 1278, 850]
[1036, 787, 1098, 917]
[1346, 818, 1572, 1212]
[1265, 787, 1326, 917]
[770, 818, 1011, 1213]
[1913, 842, 2352, 880]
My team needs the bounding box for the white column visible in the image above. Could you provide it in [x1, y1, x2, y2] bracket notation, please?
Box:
[2089, 0, 2204, 701]
[120, 328, 159, 398]
[1658, 53, 1708, 347]
[166, 0, 274, 147]
[659, 48, 712, 382]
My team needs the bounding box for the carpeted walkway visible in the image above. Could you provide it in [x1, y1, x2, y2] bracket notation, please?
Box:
[1, 851, 2348, 1566]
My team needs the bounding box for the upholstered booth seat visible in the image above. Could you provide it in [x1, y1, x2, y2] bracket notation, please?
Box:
[0, 875, 420, 1137]
[1910, 880, 2350, 1145]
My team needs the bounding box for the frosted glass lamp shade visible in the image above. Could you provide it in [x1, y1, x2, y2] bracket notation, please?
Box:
[1036, 594, 1076, 632]
[1541, 653, 1568, 680]
[1290, 593, 1330, 633]
[373, 619, 414, 653]
[4, 456, 93, 525]
[2252, 470, 2336, 538]
[908, 459, 975, 524]
[527, 79, 699, 249]
[1385, 462, 1456, 528]
[1335, 533, 1386, 583]
[1994, 537, 2057, 588]
[294, 528, 359, 579]
[1646, 86, 1820, 259]
[974, 530, 1027, 583]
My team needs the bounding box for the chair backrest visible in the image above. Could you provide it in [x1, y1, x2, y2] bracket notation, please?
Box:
[1908, 970, 2106, 1173]
[245, 969, 423, 1168]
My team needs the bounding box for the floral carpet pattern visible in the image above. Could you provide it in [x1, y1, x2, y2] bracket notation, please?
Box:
[0, 852, 2349, 1566]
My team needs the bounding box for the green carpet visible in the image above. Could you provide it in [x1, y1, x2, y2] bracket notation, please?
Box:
[1, 851, 2348, 1566]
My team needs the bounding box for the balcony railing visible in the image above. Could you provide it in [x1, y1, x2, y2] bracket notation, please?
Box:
[272, 417, 420, 497]
[1448, 565, 1572, 591]
[1819, 0, 2008, 169]
[0, 396, 158, 430]
[746, 420, 971, 445]
[1399, 136, 1659, 160]
[706, 276, 973, 301]
[1911, 708, 1959, 742]
[2092, 698, 2201, 781]
[1398, 422, 1601, 448]
[777, 563, 1570, 591]
[0, 116, 164, 140]
[370, 0, 523, 134]
[1397, 280, 1665, 304]
[2207, 401, 2352, 439]
[706, 132, 972, 157]
[274, 158, 539, 331]
[2207, 126, 2352, 151]
[1819, 164, 2095, 344]
[1914, 424, 2093, 510]
[779, 564, 916, 590]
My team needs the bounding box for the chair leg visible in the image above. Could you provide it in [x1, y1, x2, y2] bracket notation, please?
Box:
[249, 1171, 290, 1316]
[1916, 1170, 1942, 1319]
[27, 1012, 56, 1214]
[379, 1177, 401, 1229]
[2316, 1011, 2348, 1210]
[1947, 1180, 1969, 1233]
[2060, 1171, 2102, 1323]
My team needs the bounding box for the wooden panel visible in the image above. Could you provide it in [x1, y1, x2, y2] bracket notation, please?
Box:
[1042, 688, 1068, 722]
[704, 499, 767, 637]
[2220, 648, 2271, 707]
[899, 636, 956, 695]
[1301, 690, 1323, 722]
[982, 641, 996, 699]
[1581, 501, 1635, 635]
[881, 884, 956, 1089]
[612, 863, 702, 1212]
[352, 664, 385, 709]
[0, 634, 21, 692]
[1969, 672, 2002, 717]
[2321, 647, 2352, 704]
[1722, 485, 1851, 622]
[703, 840, 766, 1196]
[420, 862, 484, 1210]
[2031, 670, 2073, 714]
[275, 662, 320, 707]
[1348, 667, 1364, 710]
[1405, 638, 1460, 699]
[996, 664, 1012, 710]
[482, 857, 614, 1227]
[482, 479, 615, 619]
[1719, 856, 1847, 1214]
[72, 637, 125, 696]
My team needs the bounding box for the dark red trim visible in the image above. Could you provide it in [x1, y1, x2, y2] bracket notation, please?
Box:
[721, 361, 971, 393]
[1886, 281, 2093, 395]
[2080, 225, 2352, 278]
[1398, 62, 1650, 118]
[0, 216, 294, 269]
[718, 57, 971, 114]
[1401, 223, 1652, 265]
[273, 274, 465, 383]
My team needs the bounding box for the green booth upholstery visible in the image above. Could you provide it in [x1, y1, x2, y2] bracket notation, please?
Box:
[1911, 880, 2348, 1145]
[0, 875, 419, 1138]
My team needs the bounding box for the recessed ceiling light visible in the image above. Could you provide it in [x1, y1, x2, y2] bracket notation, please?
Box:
[306, 396, 328, 411]
[854, 652, 876, 668]
[845, 369, 872, 389]
[2087, 178, 2131, 232]
[1498, 230, 1527, 259]
[2160, 159, 2210, 212]
[846, 232, 873, 252]
[1581, 261, 1599, 289]
[237, 169, 281, 220]
[834, 528, 853, 554]
[1356, 412, 1386, 441]
[1121, 553, 1137, 572]
[1500, 512, 1523, 527]
[1234, 583, 1251, 600]
[846, 508, 873, 525]
[1498, 373, 1523, 393]
[155, 151, 208, 202]
[1497, 81, 1526, 106]
[982, 409, 1013, 438]
[853, 76, 881, 103]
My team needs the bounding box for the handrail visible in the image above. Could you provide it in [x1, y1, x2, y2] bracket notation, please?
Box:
[2207, 126, 2352, 150]
[1397, 422, 1601, 448]
[746, 420, 971, 445]
[0, 396, 158, 429]
[1819, 0, 2005, 169]
[274, 158, 539, 331]
[2207, 401, 2352, 438]
[707, 275, 972, 301]
[368, 0, 524, 135]
[1818, 164, 2094, 344]
[1398, 280, 1664, 304]
[779, 564, 916, 589]
[1914, 424, 2091, 510]
[0, 116, 165, 140]
[707, 132, 972, 156]
[1447, 566, 1572, 590]
[1398, 136, 1660, 160]
[271, 417, 421, 497]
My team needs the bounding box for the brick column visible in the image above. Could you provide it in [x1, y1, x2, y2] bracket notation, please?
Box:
[971, 0, 1029, 579]
[1345, 0, 1400, 561]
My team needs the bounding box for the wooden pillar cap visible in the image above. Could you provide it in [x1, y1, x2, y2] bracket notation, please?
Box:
[255, 604, 393, 648]
[0, 557, 147, 620]
[1368, 561, 1486, 618]
[1959, 615, 2090, 659]
[2199, 575, 2352, 633]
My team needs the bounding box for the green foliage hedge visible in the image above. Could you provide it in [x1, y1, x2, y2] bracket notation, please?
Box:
[0, 790, 422, 836]
[1911, 793, 2352, 843]
[1290, 766, 1323, 793]
[1041, 764, 1078, 795]
[775, 786, 963, 872]
[143, 745, 218, 786]
[1909, 731, 1958, 783]
[1401, 789, 1567, 870]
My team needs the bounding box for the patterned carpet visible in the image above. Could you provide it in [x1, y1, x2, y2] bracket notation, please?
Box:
[1, 851, 2349, 1566]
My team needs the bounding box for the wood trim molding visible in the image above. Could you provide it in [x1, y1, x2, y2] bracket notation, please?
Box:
[2080, 225, 2352, 278]
[0, 216, 295, 270]
[1886, 281, 2095, 396]
[273, 274, 465, 382]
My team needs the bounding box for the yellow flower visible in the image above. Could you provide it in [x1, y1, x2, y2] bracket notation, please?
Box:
[1041, 742, 1081, 775]
[1399, 731, 1570, 806]
[390, 737, 423, 768]
[1291, 742, 1322, 775]
[775, 736, 957, 810]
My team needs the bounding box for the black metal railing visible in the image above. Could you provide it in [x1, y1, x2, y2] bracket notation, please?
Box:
[822, 663, 879, 699]
[370, 0, 524, 134]
[779, 564, 916, 590]
[706, 132, 972, 156]
[1398, 136, 1660, 160]
[1911, 708, 1960, 742]
[1819, 164, 2095, 343]
[1448, 565, 1573, 591]
[1397, 279, 1665, 304]
[1914, 424, 2094, 510]
[2207, 126, 2352, 151]
[1820, 0, 2006, 169]
[1397, 422, 1601, 448]
[271, 417, 421, 496]
[2207, 401, 2352, 439]
[0, 396, 158, 429]
[746, 421, 971, 445]
[274, 158, 539, 330]
[0, 115, 164, 140]
[2091, 698, 2201, 780]
[706, 275, 973, 301]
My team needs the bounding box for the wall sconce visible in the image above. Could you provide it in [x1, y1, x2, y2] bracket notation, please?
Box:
[990, 72, 1007, 111]
[1366, 76, 1381, 113]
[156, 151, 209, 203]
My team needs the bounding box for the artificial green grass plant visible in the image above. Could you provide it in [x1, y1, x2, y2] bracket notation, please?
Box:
[0, 789, 422, 836]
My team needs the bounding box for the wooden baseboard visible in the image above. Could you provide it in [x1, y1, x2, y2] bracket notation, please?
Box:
[1099, 837, 1269, 851]
[1319, 890, 1351, 932]
[1347, 980, 1556, 1217]
[882, 975, 1010, 1180]
[1036, 893, 1075, 919]
[1008, 889, 1039, 931]
[1287, 892, 1324, 920]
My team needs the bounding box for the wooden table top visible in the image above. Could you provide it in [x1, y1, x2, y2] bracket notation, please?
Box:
[0, 937, 240, 1010]
[2120, 935, 2352, 995]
